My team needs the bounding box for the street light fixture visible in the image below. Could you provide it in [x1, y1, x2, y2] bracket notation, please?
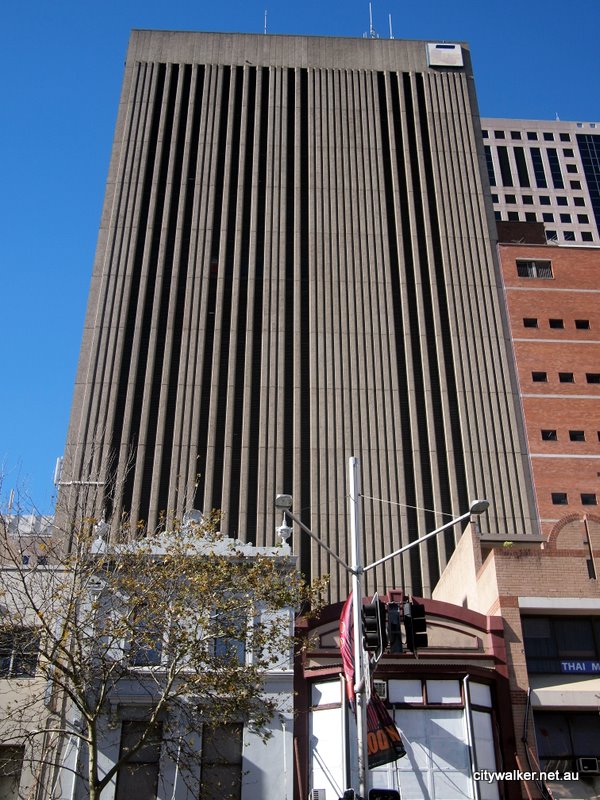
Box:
[276, 458, 489, 799]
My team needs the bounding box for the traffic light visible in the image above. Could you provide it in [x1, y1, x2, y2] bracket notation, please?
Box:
[387, 602, 403, 654]
[403, 599, 428, 652]
[369, 790, 401, 800]
[361, 596, 387, 653]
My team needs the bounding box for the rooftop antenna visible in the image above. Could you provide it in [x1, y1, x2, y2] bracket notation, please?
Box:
[369, 2, 377, 38]
[264, 9, 268, 35]
[389, 13, 394, 39]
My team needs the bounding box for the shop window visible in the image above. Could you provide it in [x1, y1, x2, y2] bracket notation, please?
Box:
[535, 711, 600, 772]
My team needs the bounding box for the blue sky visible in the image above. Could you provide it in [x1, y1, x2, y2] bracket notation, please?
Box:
[1, 0, 598, 512]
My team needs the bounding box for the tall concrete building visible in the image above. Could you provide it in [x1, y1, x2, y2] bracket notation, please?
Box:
[62, 30, 538, 599]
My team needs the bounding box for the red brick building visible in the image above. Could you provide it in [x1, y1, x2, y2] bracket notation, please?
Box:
[498, 241, 600, 538]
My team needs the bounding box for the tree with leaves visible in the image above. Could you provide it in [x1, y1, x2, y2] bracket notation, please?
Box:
[0, 509, 323, 799]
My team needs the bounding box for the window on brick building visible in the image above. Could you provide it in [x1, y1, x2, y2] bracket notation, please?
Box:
[523, 616, 598, 673]
[523, 318, 538, 328]
[532, 372, 548, 382]
[581, 493, 597, 506]
[586, 373, 600, 384]
[558, 372, 574, 383]
[551, 493, 568, 505]
[549, 319, 564, 329]
[569, 430, 585, 441]
[541, 430, 557, 441]
[517, 260, 553, 279]
[575, 319, 590, 330]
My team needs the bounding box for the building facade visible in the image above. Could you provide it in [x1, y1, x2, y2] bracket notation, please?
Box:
[497, 241, 600, 538]
[62, 31, 538, 600]
[435, 520, 600, 800]
[481, 118, 600, 246]
[296, 586, 518, 800]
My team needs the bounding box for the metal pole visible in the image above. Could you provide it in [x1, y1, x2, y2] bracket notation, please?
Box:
[363, 510, 471, 573]
[349, 457, 369, 799]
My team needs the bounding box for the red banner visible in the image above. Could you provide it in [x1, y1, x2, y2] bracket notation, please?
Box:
[339, 594, 406, 768]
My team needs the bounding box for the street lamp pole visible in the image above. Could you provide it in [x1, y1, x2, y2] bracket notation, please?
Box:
[349, 456, 369, 799]
[275, 457, 489, 800]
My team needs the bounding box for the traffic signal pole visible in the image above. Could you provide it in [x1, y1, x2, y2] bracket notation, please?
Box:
[275, 458, 489, 800]
[349, 456, 370, 800]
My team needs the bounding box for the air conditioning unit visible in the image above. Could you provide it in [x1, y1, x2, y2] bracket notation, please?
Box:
[577, 757, 600, 775]
[309, 790, 326, 800]
[373, 679, 388, 700]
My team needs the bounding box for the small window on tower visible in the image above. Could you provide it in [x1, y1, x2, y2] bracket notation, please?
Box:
[523, 318, 538, 328]
[558, 372, 574, 383]
[581, 494, 597, 506]
[541, 430, 557, 441]
[569, 430, 585, 441]
[517, 260, 553, 279]
[551, 493, 568, 505]
[586, 373, 600, 384]
[532, 372, 548, 382]
[575, 319, 590, 330]
[549, 319, 564, 329]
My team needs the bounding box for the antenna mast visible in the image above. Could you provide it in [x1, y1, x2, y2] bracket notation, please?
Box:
[264, 9, 268, 34]
[389, 13, 394, 39]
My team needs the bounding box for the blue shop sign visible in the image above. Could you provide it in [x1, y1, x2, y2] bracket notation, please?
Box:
[560, 661, 600, 674]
